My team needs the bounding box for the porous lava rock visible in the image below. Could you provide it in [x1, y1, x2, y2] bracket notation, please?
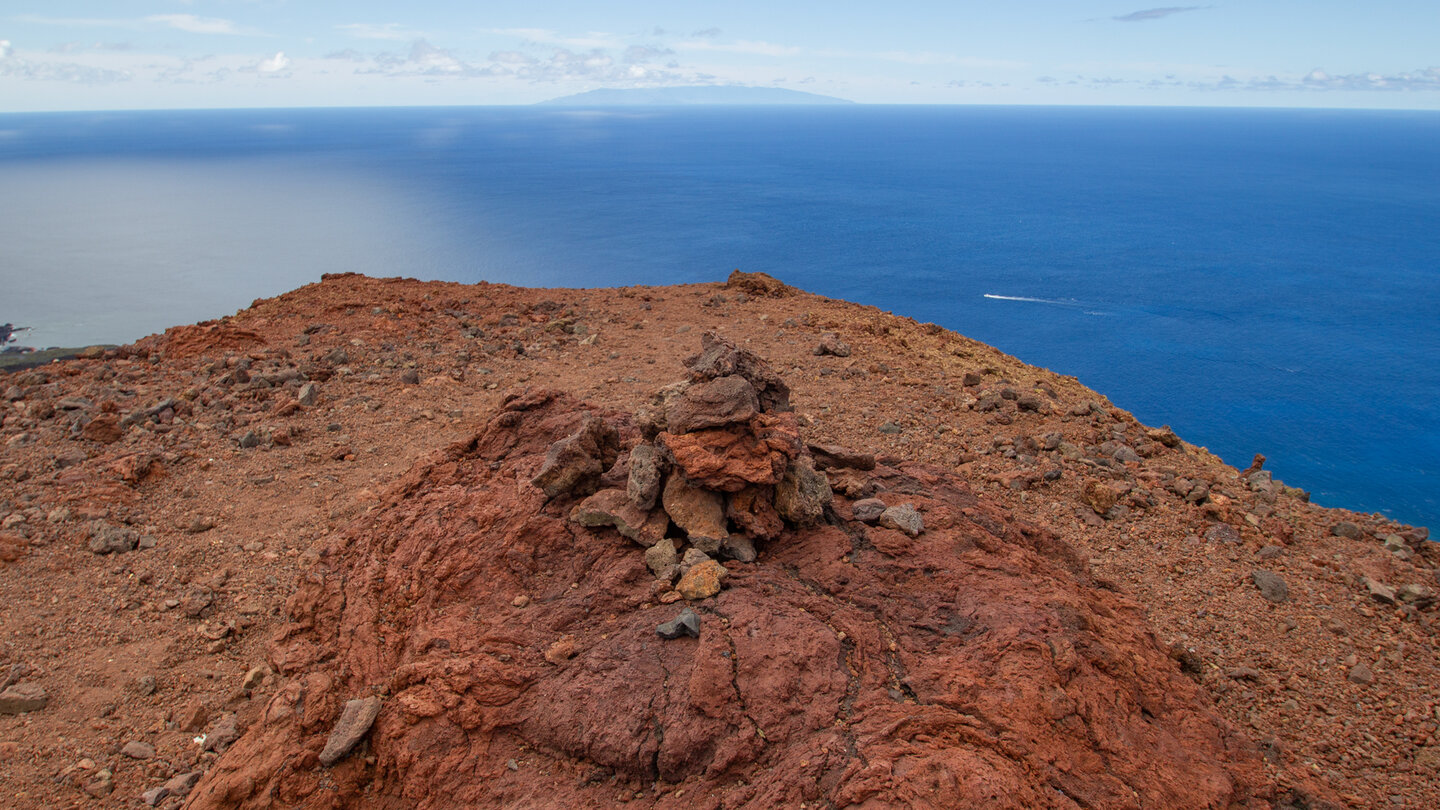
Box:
[187, 383, 1280, 809]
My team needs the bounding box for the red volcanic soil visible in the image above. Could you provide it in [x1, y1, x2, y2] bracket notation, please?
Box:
[1, 271, 1437, 809]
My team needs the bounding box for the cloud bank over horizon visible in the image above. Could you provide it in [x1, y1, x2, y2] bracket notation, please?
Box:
[2, 2, 1437, 110]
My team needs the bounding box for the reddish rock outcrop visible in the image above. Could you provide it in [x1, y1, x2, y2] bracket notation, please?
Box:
[188, 384, 1278, 809]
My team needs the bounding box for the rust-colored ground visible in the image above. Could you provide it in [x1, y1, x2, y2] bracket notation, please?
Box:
[1, 271, 1435, 808]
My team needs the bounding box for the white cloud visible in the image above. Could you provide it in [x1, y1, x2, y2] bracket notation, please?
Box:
[258, 52, 290, 73]
[487, 28, 623, 50]
[17, 14, 260, 36]
[676, 40, 801, 57]
[12, 15, 136, 29]
[337, 23, 421, 42]
[1301, 67, 1440, 91]
[0, 43, 133, 84]
[146, 14, 256, 36]
[1112, 7, 1206, 23]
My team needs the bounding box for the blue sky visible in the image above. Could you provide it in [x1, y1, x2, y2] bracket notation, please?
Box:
[2, 2, 1437, 110]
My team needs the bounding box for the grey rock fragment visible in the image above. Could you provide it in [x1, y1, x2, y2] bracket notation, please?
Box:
[775, 456, 832, 526]
[656, 608, 701, 640]
[1364, 578, 1397, 605]
[626, 443, 664, 511]
[88, 523, 139, 555]
[121, 740, 156, 760]
[813, 333, 852, 357]
[0, 682, 47, 714]
[1204, 523, 1241, 544]
[667, 375, 760, 434]
[680, 548, 712, 571]
[851, 498, 886, 524]
[297, 382, 320, 406]
[162, 771, 202, 799]
[1252, 570, 1289, 603]
[1331, 521, 1363, 539]
[319, 696, 382, 766]
[719, 533, 757, 563]
[531, 415, 620, 500]
[879, 504, 924, 537]
[644, 538, 679, 576]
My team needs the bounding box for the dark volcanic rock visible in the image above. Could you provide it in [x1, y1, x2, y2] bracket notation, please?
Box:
[625, 442, 664, 511]
[530, 409, 620, 500]
[187, 388, 1276, 810]
[318, 697, 382, 766]
[1252, 570, 1290, 603]
[684, 331, 791, 413]
[656, 607, 701, 639]
[813, 332, 852, 357]
[807, 442, 876, 471]
[774, 455, 832, 526]
[667, 375, 760, 434]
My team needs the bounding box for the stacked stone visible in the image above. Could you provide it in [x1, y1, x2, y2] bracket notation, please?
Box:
[538, 332, 833, 601]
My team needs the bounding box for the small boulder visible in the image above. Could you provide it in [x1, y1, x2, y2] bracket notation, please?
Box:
[319, 697, 382, 766]
[807, 443, 876, 471]
[81, 414, 123, 444]
[1347, 663, 1375, 685]
[0, 682, 47, 714]
[626, 443, 665, 511]
[725, 487, 785, 541]
[1252, 570, 1289, 603]
[121, 740, 156, 760]
[813, 333, 852, 357]
[851, 498, 887, 524]
[775, 456, 832, 526]
[1146, 426, 1181, 448]
[676, 560, 728, 600]
[570, 489, 668, 547]
[662, 475, 728, 553]
[656, 608, 701, 639]
[878, 504, 924, 537]
[1016, 393, 1047, 414]
[1364, 578, 1397, 605]
[667, 375, 760, 434]
[719, 534, 758, 563]
[531, 415, 620, 500]
[1331, 521, 1363, 539]
[643, 538, 678, 576]
[297, 382, 320, 406]
[88, 523, 139, 555]
[1081, 480, 1119, 516]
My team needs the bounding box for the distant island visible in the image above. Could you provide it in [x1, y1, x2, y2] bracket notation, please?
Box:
[539, 85, 852, 106]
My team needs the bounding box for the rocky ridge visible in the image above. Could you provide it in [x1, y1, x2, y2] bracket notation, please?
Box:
[189, 349, 1281, 808]
[0, 271, 1435, 808]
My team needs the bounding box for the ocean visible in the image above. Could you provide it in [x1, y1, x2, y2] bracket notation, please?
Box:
[1, 105, 1436, 530]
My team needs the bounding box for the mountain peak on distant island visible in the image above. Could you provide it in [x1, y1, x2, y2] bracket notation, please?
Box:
[539, 85, 852, 106]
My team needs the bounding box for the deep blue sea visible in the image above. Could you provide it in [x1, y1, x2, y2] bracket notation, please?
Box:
[2, 106, 1437, 530]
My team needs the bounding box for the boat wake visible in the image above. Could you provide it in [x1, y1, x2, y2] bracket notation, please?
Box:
[982, 293, 1079, 306]
[983, 294, 1111, 316]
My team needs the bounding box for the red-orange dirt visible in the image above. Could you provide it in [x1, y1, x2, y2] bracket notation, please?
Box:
[0, 271, 1435, 809]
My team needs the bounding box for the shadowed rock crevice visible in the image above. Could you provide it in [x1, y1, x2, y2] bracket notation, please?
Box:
[186, 337, 1291, 809]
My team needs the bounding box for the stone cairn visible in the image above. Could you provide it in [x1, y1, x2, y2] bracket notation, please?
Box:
[531, 332, 837, 611]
